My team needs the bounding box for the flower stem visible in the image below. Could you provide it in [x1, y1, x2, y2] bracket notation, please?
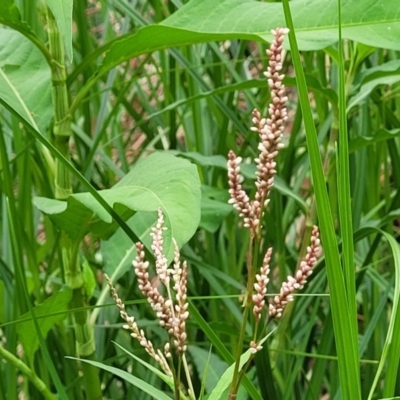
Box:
[229, 234, 260, 398]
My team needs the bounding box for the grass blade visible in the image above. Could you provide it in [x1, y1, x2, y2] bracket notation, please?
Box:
[282, 1, 361, 398]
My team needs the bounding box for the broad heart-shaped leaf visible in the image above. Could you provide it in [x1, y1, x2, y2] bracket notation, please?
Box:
[102, 185, 228, 281]
[34, 152, 201, 252]
[101, 211, 160, 281]
[161, 0, 400, 51]
[16, 288, 72, 366]
[45, 0, 73, 61]
[0, 28, 52, 134]
[95, 0, 400, 79]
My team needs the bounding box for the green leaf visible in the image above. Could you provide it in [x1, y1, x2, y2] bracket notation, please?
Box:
[368, 231, 400, 398]
[349, 129, 400, 154]
[162, 0, 400, 51]
[101, 210, 173, 282]
[208, 334, 272, 400]
[0, 28, 52, 133]
[177, 152, 228, 170]
[45, 0, 73, 61]
[35, 153, 201, 246]
[379, 398, 400, 400]
[177, 152, 307, 213]
[73, 0, 400, 111]
[82, 259, 96, 300]
[282, 1, 362, 399]
[113, 342, 188, 400]
[355, 59, 400, 85]
[200, 197, 232, 233]
[0, 0, 36, 38]
[16, 288, 72, 366]
[103, 193, 213, 279]
[348, 61, 400, 110]
[94, 170, 200, 327]
[188, 345, 229, 394]
[0, 0, 22, 26]
[101, 213, 142, 280]
[67, 357, 173, 400]
[188, 302, 262, 400]
[337, 1, 360, 395]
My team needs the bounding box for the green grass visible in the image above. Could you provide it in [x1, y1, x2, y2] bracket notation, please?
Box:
[1, 0, 400, 399]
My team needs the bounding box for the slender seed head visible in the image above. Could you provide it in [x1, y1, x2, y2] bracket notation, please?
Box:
[227, 28, 289, 237]
[104, 273, 172, 376]
[269, 226, 320, 319]
[252, 247, 272, 322]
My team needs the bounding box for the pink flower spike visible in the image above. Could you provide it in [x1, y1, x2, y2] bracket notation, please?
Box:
[150, 208, 170, 284]
[269, 226, 320, 319]
[252, 247, 272, 322]
[227, 28, 289, 237]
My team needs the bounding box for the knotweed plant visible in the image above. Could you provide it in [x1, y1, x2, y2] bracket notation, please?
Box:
[106, 28, 320, 400]
[227, 28, 321, 398]
[105, 208, 194, 400]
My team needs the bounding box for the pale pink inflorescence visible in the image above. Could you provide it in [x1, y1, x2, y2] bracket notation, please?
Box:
[104, 274, 172, 376]
[227, 151, 254, 228]
[150, 208, 170, 284]
[252, 247, 272, 323]
[107, 208, 190, 363]
[228, 28, 289, 237]
[172, 244, 189, 353]
[269, 225, 320, 319]
[133, 242, 173, 331]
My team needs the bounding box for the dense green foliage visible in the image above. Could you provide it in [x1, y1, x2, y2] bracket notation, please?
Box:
[1, 0, 400, 399]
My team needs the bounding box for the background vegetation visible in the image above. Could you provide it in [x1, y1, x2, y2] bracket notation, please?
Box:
[1, 0, 400, 399]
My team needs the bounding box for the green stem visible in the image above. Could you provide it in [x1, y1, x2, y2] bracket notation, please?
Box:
[46, 8, 102, 399]
[182, 353, 195, 399]
[70, 286, 101, 400]
[176, 358, 182, 400]
[229, 234, 260, 398]
[47, 8, 72, 200]
[167, 344, 179, 400]
[0, 345, 56, 400]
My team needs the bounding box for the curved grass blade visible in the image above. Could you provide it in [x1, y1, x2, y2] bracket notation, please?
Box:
[368, 230, 400, 399]
[67, 357, 173, 400]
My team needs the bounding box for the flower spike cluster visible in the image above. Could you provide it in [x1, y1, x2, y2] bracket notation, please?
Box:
[105, 208, 190, 370]
[104, 274, 172, 376]
[226, 28, 322, 362]
[171, 240, 189, 353]
[228, 28, 289, 237]
[268, 225, 320, 319]
[133, 241, 173, 330]
[250, 226, 320, 325]
[150, 208, 170, 284]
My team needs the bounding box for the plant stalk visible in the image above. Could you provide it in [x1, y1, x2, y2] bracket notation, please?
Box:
[229, 233, 260, 398]
[0, 345, 56, 400]
[46, 8, 102, 399]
